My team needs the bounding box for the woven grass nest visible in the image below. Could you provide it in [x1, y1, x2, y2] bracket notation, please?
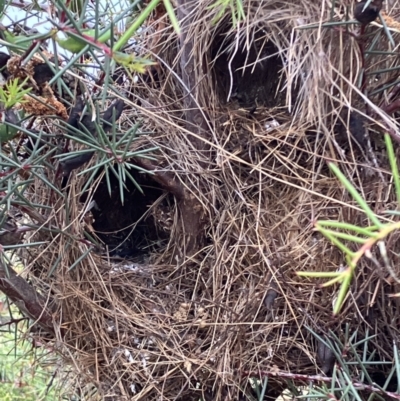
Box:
[17, 0, 400, 400]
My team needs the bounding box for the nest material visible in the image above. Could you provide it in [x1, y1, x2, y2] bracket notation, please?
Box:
[20, 86, 68, 119]
[6, 54, 68, 118]
[17, 0, 400, 400]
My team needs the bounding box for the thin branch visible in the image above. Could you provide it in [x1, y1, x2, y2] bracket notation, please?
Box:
[0, 259, 56, 335]
[132, 157, 184, 200]
[177, 0, 209, 151]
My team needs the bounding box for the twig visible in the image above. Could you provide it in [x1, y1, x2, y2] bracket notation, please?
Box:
[0, 260, 56, 335]
[132, 157, 184, 200]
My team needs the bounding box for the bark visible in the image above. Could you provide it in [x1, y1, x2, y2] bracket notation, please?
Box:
[134, 156, 204, 256]
[178, 0, 209, 151]
[135, 0, 208, 258]
[0, 260, 55, 334]
[133, 157, 184, 200]
[174, 0, 208, 255]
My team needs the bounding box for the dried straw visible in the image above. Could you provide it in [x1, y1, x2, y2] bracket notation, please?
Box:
[20, 1, 400, 399]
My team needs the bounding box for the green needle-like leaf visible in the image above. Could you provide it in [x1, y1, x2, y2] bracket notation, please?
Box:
[297, 271, 342, 278]
[163, 0, 180, 34]
[0, 78, 32, 109]
[329, 163, 384, 228]
[318, 229, 369, 244]
[322, 274, 346, 287]
[113, 0, 160, 52]
[319, 226, 355, 256]
[0, 0, 5, 20]
[385, 133, 400, 208]
[333, 272, 352, 315]
[316, 221, 379, 237]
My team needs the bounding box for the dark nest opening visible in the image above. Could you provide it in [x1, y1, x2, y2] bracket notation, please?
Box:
[87, 169, 174, 260]
[211, 26, 293, 110]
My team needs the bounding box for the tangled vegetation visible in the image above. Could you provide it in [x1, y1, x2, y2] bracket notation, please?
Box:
[1, 0, 400, 400]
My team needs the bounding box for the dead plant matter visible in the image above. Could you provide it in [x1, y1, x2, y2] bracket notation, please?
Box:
[2, 0, 400, 400]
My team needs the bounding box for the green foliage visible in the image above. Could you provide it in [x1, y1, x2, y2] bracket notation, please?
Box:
[248, 325, 400, 400]
[0, 78, 31, 109]
[112, 0, 180, 53]
[112, 52, 156, 72]
[59, 114, 158, 204]
[208, 0, 245, 26]
[0, 79, 31, 142]
[298, 133, 400, 314]
[0, 0, 5, 21]
[1, 29, 47, 52]
[0, 298, 59, 401]
[0, 118, 19, 143]
[54, 28, 112, 54]
[48, 0, 179, 71]
[306, 326, 400, 400]
[68, 0, 84, 15]
[0, 336, 58, 401]
[0, 0, 173, 397]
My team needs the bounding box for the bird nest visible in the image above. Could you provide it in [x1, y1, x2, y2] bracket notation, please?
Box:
[11, 0, 400, 400]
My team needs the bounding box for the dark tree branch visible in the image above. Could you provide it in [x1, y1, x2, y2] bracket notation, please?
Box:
[0, 260, 55, 334]
[129, 1, 209, 258]
[178, 0, 209, 151]
[161, 0, 208, 256]
[134, 156, 204, 256]
[133, 157, 184, 200]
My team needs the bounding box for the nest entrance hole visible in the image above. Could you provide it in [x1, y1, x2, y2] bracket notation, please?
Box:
[211, 28, 288, 109]
[88, 169, 173, 259]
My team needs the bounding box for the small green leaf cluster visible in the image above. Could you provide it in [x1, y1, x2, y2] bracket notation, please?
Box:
[298, 134, 400, 314]
[0, 78, 31, 109]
